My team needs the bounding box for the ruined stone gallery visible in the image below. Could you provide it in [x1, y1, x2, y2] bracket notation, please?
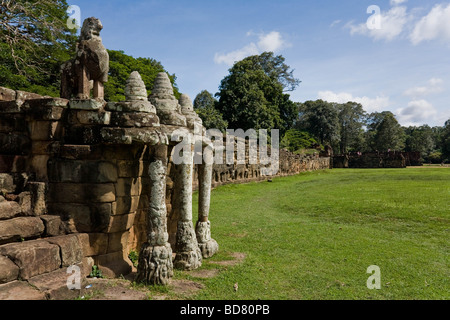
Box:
[0, 18, 330, 298]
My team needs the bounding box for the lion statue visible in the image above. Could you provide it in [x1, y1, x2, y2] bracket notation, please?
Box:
[61, 17, 109, 100]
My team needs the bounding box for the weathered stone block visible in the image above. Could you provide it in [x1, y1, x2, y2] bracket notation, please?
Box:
[29, 155, 50, 181]
[0, 100, 22, 113]
[76, 110, 111, 125]
[48, 183, 115, 203]
[95, 251, 132, 278]
[17, 192, 31, 216]
[0, 87, 16, 101]
[28, 121, 62, 141]
[0, 155, 27, 173]
[77, 233, 108, 257]
[68, 99, 104, 110]
[31, 141, 58, 155]
[27, 182, 47, 216]
[16, 90, 43, 103]
[64, 125, 103, 145]
[48, 160, 118, 183]
[0, 114, 26, 132]
[110, 112, 159, 128]
[100, 127, 133, 145]
[0, 173, 15, 194]
[113, 196, 140, 216]
[107, 231, 130, 253]
[0, 133, 31, 155]
[0, 201, 22, 220]
[49, 203, 111, 233]
[0, 240, 61, 280]
[27, 267, 84, 300]
[106, 101, 156, 113]
[107, 213, 135, 233]
[115, 178, 142, 197]
[59, 144, 95, 160]
[46, 234, 84, 267]
[0, 255, 19, 284]
[25, 101, 66, 120]
[0, 281, 46, 300]
[117, 160, 144, 177]
[0, 217, 44, 245]
[40, 215, 63, 237]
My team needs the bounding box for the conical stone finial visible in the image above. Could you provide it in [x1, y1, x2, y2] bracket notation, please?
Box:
[125, 71, 148, 101]
[149, 72, 186, 126]
[179, 94, 203, 130]
[179, 94, 194, 114]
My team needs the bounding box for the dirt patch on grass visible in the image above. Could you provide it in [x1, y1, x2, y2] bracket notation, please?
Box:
[170, 279, 204, 297]
[210, 252, 246, 266]
[189, 269, 220, 279]
[83, 278, 149, 300]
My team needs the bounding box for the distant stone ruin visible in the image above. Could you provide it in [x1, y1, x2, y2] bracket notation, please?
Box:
[0, 17, 331, 299]
[332, 151, 422, 169]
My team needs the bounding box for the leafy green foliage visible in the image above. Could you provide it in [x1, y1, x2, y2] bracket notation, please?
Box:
[297, 100, 340, 146]
[128, 250, 139, 268]
[216, 52, 299, 135]
[441, 119, 450, 161]
[193, 90, 228, 132]
[281, 129, 318, 152]
[404, 125, 435, 161]
[366, 111, 405, 151]
[336, 102, 367, 153]
[0, 0, 77, 96]
[105, 50, 180, 102]
[89, 265, 103, 278]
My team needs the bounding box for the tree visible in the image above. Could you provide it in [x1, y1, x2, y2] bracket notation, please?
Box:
[337, 102, 367, 153]
[216, 52, 299, 135]
[105, 50, 180, 102]
[296, 100, 339, 146]
[442, 119, 450, 162]
[366, 111, 405, 151]
[0, 0, 77, 96]
[246, 52, 301, 92]
[404, 125, 435, 160]
[281, 129, 318, 153]
[193, 90, 228, 132]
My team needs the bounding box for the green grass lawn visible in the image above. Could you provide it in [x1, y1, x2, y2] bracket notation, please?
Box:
[184, 168, 449, 300]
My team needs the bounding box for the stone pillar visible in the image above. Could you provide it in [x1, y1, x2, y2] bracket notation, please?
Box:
[136, 144, 173, 285]
[173, 150, 202, 270]
[196, 146, 219, 258]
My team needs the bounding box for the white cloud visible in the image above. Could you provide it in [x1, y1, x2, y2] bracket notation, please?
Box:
[397, 99, 437, 125]
[348, 6, 410, 42]
[390, 0, 408, 6]
[403, 78, 444, 98]
[330, 20, 342, 28]
[317, 91, 390, 113]
[214, 43, 259, 66]
[214, 31, 289, 66]
[410, 3, 450, 45]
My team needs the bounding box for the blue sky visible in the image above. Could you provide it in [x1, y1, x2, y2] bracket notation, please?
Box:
[69, 0, 450, 126]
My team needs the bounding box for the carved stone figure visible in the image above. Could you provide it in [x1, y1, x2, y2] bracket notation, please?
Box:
[61, 17, 109, 100]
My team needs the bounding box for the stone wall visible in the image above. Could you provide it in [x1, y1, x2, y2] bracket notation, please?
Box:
[0, 86, 167, 292]
[0, 85, 331, 296]
[332, 151, 422, 169]
[205, 148, 330, 189]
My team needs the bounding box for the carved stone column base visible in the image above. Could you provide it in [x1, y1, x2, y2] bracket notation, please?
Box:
[173, 249, 202, 270]
[136, 242, 173, 286]
[196, 221, 219, 258]
[198, 239, 219, 259]
[173, 221, 202, 270]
